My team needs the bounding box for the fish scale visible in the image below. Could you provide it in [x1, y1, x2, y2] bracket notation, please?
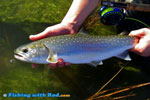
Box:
[14, 33, 137, 66]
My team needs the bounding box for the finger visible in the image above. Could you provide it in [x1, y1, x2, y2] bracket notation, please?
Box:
[29, 25, 60, 41]
[134, 41, 148, 51]
[49, 63, 57, 69]
[65, 62, 71, 66]
[58, 58, 65, 67]
[29, 32, 49, 41]
[129, 28, 146, 37]
[32, 64, 39, 68]
[132, 40, 148, 56]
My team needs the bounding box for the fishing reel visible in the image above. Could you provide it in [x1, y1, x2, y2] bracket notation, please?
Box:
[99, 6, 125, 25]
[99, 1, 150, 26]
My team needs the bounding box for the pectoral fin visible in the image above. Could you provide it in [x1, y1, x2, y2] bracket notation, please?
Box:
[46, 53, 58, 63]
[89, 61, 103, 67]
[43, 44, 58, 63]
[116, 51, 131, 61]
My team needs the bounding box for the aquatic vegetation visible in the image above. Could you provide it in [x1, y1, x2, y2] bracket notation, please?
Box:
[88, 82, 150, 100]
[0, 0, 72, 23]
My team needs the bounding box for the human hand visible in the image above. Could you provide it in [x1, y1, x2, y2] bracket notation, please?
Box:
[31, 59, 71, 69]
[29, 23, 77, 41]
[29, 23, 76, 68]
[50, 58, 71, 69]
[129, 28, 150, 57]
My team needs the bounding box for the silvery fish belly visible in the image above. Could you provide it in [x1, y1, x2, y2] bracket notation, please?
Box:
[14, 34, 137, 66]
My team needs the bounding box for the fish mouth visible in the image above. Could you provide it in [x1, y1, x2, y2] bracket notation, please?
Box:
[14, 53, 23, 57]
[14, 53, 27, 61]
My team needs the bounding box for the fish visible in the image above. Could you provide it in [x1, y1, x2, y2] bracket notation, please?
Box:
[14, 33, 137, 66]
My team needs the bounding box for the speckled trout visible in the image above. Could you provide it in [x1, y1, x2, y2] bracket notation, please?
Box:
[14, 34, 137, 66]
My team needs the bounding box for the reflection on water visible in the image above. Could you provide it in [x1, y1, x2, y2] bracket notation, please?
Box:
[0, 0, 150, 100]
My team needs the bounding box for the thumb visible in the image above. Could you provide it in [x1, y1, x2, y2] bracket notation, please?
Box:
[29, 27, 53, 41]
[29, 32, 48, 41]
[29, 25, 60, 41]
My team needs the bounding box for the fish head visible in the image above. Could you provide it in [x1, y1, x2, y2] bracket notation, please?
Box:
[14, 43, 49, 64]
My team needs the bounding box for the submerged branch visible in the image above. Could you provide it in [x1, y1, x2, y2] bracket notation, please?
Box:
[89, 82, 150, 100]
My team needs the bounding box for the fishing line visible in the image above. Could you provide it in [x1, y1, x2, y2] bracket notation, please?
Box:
[125, 17, 150, 28]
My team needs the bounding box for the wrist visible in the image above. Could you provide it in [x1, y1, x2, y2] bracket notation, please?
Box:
[61, 20, 81, 33]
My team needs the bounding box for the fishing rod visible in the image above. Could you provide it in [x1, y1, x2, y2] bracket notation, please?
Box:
[101, 1, 150, 12]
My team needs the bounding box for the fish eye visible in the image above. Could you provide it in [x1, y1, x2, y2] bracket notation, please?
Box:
[22, 49, 28, 53]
